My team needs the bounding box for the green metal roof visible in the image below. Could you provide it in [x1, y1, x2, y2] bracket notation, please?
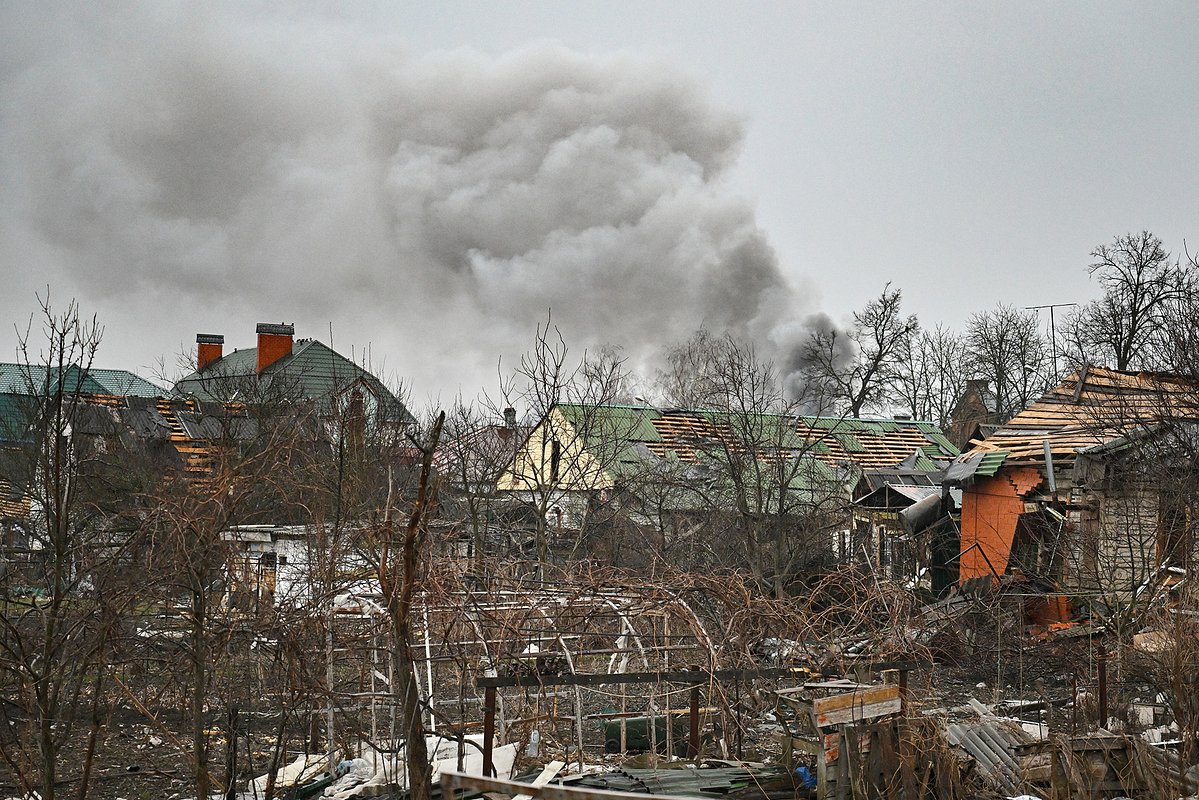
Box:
[0, 393, 33, 442]
[85, 368, 166, 397]
[975, 450, 1010, 477]
[546, 403, 850, 507]
[833, 431, 866, 453]
[799, 415, 953, 440]
[0, 363, 165, 397]
[695, 410, 810, 449]
[0, 363, 166, 440]
[557, 403, 663, 444]
[0, 363, 101, 395]
[174, 339, 412, 422]
[909, 453, 940, 472]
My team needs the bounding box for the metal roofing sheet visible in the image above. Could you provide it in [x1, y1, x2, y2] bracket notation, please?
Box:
[85, 368, 166, 397]
[562, 766, 793, 798]
[833, 432, 866, 452]
[558, 404, 662, 443]
[891, 485, 942, 502]
[944, 716, 1031, 794]
[0, 363, 164, 397]
[944, 450, 1009, 483]
[174, 339, 412, 422]
[975, 450, 1010, 477]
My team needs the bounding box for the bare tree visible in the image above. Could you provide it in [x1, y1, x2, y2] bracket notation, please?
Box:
[964, 304, 1051, 420]
[375, 410, 444, 800]
[890, 324, 968, 427]
[799, 284, 919, 417]
[644, 335, 846, 597]
[1066, 231, 1196, 371]
[0, 297, 144, 800]
[435, 399, 516, 573]
[496, 314, 633, 564]
[654, 328, 725, 408]
[141, 378, 315, 799]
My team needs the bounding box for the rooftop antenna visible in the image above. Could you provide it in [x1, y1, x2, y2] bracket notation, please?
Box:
[1025, 302, 1077, 379]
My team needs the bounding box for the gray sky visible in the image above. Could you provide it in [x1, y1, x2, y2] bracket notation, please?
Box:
[2, 2, 1197, 406]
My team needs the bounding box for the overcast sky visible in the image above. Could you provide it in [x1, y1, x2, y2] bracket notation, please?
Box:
[2, 2, 1197, 407]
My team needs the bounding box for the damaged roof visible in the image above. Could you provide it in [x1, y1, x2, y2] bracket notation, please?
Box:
[799, 416, 958, 467]
[554, 404, 957, 474]
[956, 365, 1199, 469]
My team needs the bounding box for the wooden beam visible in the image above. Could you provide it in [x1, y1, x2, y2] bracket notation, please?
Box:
[513, 760, 566, 800]
[811, 685, 902, 728]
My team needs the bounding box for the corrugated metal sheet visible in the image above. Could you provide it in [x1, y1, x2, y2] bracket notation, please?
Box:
[0, 363, 164, 397]
[85, 368, 166, 397]
[975, 451, 1009, 477]
[944, 715, 1031, 795]
[890, 485, 941, 502]
[833, 432, 866, 453]
[558, 404, 662, 444]
[945, 450, 1009, 482]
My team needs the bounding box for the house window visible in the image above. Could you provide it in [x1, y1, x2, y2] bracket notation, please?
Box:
[550, 438, 562, 483]
[1158, 496, 1192, 569]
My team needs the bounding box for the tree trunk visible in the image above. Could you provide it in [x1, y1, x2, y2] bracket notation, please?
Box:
[381, 411, 443, 800]
[76, 658, 107, 800]
[192, 587, 210, 800]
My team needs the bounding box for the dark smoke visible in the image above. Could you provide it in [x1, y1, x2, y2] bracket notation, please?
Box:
[0, 5, 821, 400]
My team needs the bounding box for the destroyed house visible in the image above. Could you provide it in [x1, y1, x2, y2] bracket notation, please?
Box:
[496, 404, 956, 550]
[948, 366, 1199, 603]
[0, 362, 174, 562]
[0, 361, 165, 442]
[434, 408, 531, 495]
[852, 467, 960, 591]
[173, 323, 413, 434]
[430, 408, 539, 560]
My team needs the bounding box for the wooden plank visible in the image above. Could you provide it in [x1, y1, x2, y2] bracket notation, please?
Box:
[791, 737, 821, 755]
[512, 760, 566, 800]
[812, 686, 901, 728]
[442, 771, 696, 800]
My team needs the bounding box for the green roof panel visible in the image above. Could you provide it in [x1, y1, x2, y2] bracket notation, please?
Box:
[975, 450, 1010, 477]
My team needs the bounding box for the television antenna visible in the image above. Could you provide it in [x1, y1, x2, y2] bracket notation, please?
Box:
[1025, 302, 1077, 378]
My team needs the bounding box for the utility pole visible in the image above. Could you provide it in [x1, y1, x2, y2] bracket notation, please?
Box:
[1026, 302, 1077, 379]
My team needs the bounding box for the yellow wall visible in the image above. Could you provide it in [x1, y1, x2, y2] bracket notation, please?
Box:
[496, 407, 614, 493]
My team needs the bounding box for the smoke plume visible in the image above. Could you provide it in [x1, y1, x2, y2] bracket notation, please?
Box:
[0, 5, 818, 404]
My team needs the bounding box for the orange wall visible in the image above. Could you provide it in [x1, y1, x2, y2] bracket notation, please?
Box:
[959, 467, 1044, 582]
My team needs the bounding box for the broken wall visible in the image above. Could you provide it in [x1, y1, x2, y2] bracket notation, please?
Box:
[958, 467, 1044, 583]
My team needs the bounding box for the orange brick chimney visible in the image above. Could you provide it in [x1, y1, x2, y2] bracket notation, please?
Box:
[256, 323, 294, 374]
[196, 333, 224, 371]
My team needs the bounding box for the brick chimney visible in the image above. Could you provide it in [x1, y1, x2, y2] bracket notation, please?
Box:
[196, 333, 224, 371]
[256, 323, 294, 374]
